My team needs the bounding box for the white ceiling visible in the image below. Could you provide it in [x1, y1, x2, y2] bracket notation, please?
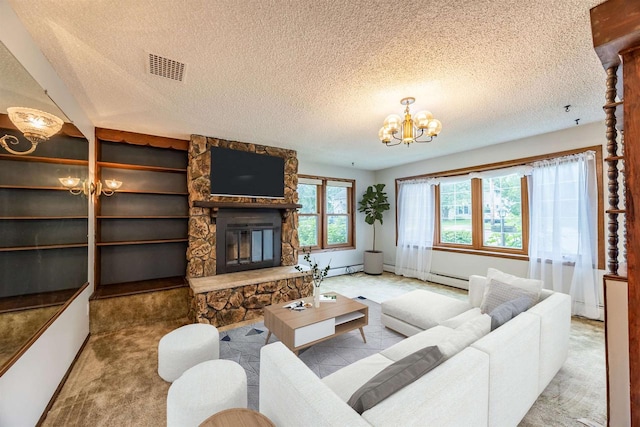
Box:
[7, 0, 606, 170]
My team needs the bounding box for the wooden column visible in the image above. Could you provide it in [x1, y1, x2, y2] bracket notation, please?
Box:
[623, 45, 640, 426]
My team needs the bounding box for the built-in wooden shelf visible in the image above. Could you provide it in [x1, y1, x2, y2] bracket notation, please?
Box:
[0, 287, 80, 314]
[97, 215, 189, 219]
[115, 189, 188, 196]
[97, 161, 186, 174]
[0, 154, 88, 166]
[0, 243, 88, 252]
[91, 276, 187, 300]
[0, 185, 75, 191]
[606, 209, 626, 214]
[96, 238, 188, 247]
[603, 100, 624, 108]
[0, 216, 88, 220]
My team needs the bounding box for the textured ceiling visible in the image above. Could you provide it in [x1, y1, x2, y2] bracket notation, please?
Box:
[7, 0, 606, 170]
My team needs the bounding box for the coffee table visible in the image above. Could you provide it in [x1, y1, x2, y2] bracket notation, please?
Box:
[263, 293, 368, 355]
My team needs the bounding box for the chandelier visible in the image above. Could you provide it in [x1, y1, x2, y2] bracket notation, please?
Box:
[0, 107, 64, 155]
[378, 97, 442, 147]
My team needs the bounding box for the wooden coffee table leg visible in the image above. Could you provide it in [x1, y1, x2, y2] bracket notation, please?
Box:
[265, 331, 272, 345]
[359, 327, 366, 343]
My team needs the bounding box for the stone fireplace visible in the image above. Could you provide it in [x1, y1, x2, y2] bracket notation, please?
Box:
[186, 135, 312, 326]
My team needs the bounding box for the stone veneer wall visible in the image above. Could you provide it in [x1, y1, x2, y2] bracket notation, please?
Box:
[189, 276, 312, 326]
[187, 135, 300, 277]
[187, 135, 309, 326]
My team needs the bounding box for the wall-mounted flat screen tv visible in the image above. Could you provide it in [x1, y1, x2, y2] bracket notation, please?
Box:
[210, 146, 285, 198]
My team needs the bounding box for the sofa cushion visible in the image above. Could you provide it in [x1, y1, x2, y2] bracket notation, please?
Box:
[381, 290, 471, 331]
[489, 296, 532, 330]
[480, 279, 539, 314]
[486, 268, 543, 297]
[439, 308, 482, 329]
[347, 346, 444, 414]
[322, 353, 395, 402]
[439, 315, 491, 358]
[380, 325, 453, 362]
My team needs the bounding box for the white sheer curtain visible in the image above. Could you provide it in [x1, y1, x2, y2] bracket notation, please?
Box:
[395, 179, 436, 281]
[528, 151, 600, 319]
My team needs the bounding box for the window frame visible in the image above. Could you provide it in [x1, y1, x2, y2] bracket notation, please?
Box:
[395, 146, 604, 267]
[298, 175, 356, 252]
[434, 176, 529, 256]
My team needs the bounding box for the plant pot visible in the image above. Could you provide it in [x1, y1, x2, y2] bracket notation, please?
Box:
[363, 250, 384, 275]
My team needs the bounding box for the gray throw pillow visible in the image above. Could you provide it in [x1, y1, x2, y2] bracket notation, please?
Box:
[347, 345, 444, 414]
[489, 296, 532, 330]
[480, 279, 539, 314]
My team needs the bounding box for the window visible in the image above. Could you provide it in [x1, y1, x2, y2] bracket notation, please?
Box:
[435, 173, 527, 254]
[298, 176, 355, 250]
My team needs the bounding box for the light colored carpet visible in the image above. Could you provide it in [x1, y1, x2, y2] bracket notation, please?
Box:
[41, 272, 606, 426]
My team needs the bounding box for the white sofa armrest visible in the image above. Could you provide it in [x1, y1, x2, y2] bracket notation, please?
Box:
[259, 342, 371, 427]
[526, 292, 571, 392]
[468, 275, 489, 308]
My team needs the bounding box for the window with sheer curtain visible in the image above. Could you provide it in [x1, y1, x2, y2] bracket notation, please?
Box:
[528, 151, 600, 319]
[395, 179, 436, 281]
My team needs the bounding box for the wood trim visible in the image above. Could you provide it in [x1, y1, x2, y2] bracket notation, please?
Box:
[623, 45, 640, 427]
[0, 282, 90, 378]
[0, 243, 88, 252]
[36, 333, 91, 427]
[96, 238, 188, 247]
[590, 0, 640, 69]
[396, 146, 604, 181]
[95, 127, 189, 151]
[97, 161, 186, 173]
[433, 246, 529, 262]
[0, 154, 88, 166]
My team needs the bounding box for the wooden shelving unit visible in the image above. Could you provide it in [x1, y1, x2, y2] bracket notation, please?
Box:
[0, 126, 89, 303]
[94, 128, 189, 296]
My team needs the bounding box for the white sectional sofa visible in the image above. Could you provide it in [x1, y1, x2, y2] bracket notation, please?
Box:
[259, 273, 571, 427]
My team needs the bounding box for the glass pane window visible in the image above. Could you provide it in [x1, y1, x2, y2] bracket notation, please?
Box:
[481, 174, 523, 249]
[439, 180, 472, 245]
[298, 184, 318, 214]
[298, 216, 318, 247]
[327, 215, 348, 245]
[326, 186, 347, 214]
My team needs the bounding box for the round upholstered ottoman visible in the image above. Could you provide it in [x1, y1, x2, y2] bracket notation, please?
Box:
[166, 360, 248, 427]
[158, 323, 219, 382]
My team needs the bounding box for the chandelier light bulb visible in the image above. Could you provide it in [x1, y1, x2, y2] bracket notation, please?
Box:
[104, 179, 123, 190]
[378, 126, 392, 143]
[59, 176, 81, 188]
[426, 119, 442, 136]
[383, 114, 402, 133]
[413, 111, 433, 129]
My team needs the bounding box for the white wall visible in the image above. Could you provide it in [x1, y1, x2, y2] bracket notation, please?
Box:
[297, 159, 376, 275]
[0, 1, 94, 424]
[375, 121, 607, 288]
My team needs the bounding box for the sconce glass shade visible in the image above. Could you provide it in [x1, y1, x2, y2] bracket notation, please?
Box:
[104, 179, 122, 190]
[59, 176, 81, 188]
[7, 107, 63, 144]
[1, 107, 64, 155]
[383, 114, 402, 133]
[413, 111, 433, 129]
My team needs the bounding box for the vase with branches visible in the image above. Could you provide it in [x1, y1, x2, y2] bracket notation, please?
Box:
[295, 248, 330, 307]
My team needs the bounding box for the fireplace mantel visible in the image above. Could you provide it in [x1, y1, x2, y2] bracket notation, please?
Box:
[193, 201, 302, 221]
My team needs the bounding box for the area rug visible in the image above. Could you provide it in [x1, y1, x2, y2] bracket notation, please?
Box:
[218, 296, 404, 410]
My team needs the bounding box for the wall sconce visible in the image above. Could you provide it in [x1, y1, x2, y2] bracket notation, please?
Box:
[1, 107, 64, 155]
[59, 177, 123, 197]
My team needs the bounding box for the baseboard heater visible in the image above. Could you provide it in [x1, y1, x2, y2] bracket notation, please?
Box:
[428, 271, 469, 290]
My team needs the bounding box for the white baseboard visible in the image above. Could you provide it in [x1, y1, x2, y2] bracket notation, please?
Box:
[326, 265, 363, 277]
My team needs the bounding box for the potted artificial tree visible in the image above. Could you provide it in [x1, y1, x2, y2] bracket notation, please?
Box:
[358, 183, 390, 275]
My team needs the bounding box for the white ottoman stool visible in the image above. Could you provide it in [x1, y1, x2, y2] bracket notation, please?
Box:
[381, 290, 471, 336]
[158, 323, 219, 382]
[166, 360, 247, 427]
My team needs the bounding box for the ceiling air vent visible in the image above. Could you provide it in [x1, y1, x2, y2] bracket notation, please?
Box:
[148, 53, 186, 82]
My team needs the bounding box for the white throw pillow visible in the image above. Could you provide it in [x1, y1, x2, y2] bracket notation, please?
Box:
[480, 279, 539, 314]
[486, 268, 543, 298]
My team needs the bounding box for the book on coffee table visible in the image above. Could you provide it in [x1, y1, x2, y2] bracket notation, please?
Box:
[320, 294, 337, 302]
